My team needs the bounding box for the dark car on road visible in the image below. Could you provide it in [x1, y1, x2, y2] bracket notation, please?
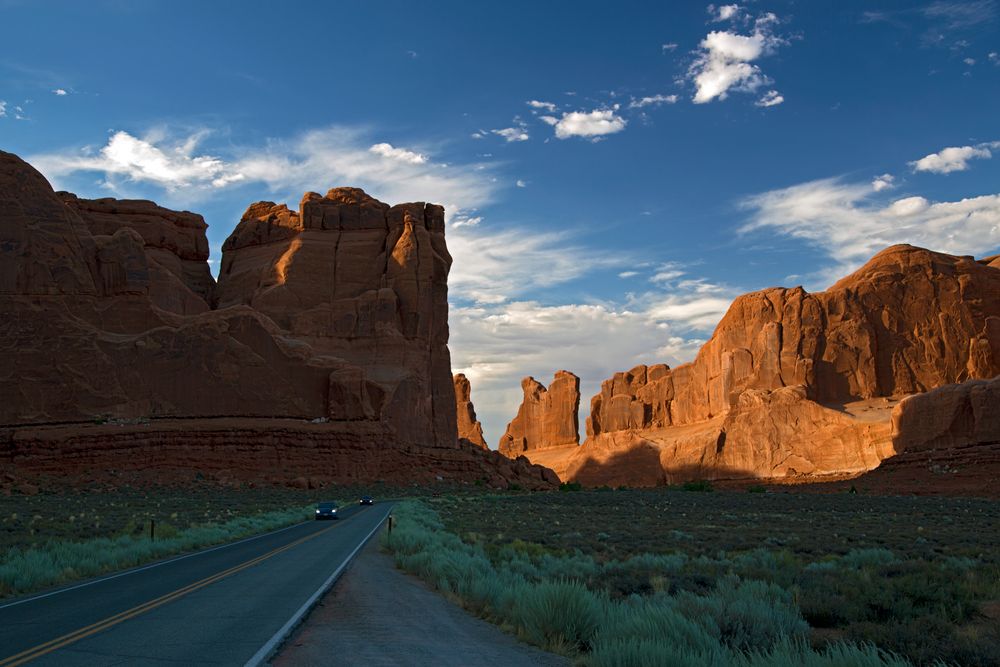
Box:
[315, 502, 339, 520]
[359, 496, 374, 506]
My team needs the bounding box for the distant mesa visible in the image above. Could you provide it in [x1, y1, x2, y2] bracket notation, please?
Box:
[0, 149, 554, 490]
[498, 244, 1000, 491]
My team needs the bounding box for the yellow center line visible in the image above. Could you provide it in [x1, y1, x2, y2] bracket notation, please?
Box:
[0, 522, 340, 667]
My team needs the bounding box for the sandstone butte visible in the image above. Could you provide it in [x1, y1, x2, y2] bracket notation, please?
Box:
[0, 150, 556, 491]
[498, 245, 1000, 489]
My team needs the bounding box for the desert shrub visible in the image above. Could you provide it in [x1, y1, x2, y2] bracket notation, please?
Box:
[0, 505, 313, 596]
[512, 579, 604, 653]
[682, 480, 714, 492]
[747, 485, 767, 494]
[560, 482, 584, 492]
[588, 637, 731, 667]
[840, 548, 897, 570]
[675, 576, 809, 652]
[741, 639, 913, 667]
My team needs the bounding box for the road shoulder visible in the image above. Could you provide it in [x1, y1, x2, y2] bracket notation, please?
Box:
[273, 536, 568, 667]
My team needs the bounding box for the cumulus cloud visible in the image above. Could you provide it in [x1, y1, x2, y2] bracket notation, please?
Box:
[369, 142, 427, 164]
[871, 173, 895, 191]
[30, 125, 498, 217]
[741, 176, 1000, 282]
[709, 3, 742, 21]
[492, 125, 529, 142]
[990, 51, 999, 64]
[0, 100, 6, 117]
[516, 179, 527, 188]
[526, 100, 558, 112]
[52, 88, 68, 96]
[909, 142, 996, 173]
[755, 89, 784, 107]
[550, 108, 628, 140]
[688, 12, 786, 104]
[618, 271, 638, 278]
[662, 42, 679, 52]
[31, 130, 244, 190]
[628, 94, 679, 108]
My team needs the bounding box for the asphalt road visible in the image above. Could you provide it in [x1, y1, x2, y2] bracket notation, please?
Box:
[0, 502, 392, 666]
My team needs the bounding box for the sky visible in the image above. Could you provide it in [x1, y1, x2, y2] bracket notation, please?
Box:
[2, 0, 999, 444]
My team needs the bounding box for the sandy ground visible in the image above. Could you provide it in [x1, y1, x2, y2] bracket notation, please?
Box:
[272, 536, 569, 667]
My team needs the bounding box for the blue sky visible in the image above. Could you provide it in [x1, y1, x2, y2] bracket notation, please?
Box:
[2, 0, 999, 443]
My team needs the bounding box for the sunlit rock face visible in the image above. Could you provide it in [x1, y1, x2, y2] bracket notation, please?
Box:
[498, 371, 580, 457]
[500, 245, 1000, 486]
[0, 149, 557, 490]
[454, 373, 488, 449]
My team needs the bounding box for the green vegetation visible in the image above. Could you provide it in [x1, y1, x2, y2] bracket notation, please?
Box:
[0, 504, 315, 597]
[385, 491, 1000, 666]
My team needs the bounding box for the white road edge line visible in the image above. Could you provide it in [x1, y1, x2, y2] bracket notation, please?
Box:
[244, 504, 393, 667]
[0, 519, 312, 610]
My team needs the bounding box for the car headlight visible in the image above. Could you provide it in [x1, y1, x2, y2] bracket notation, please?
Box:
[315, 510, 320, 513]
[332, 509, 337, 513]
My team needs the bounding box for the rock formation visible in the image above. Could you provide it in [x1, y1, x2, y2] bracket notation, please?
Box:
[454, 374, 487, 448]
[498, 371, 580, 457]
[0, 150, 555, 490]
[500, 245, 1000, 486]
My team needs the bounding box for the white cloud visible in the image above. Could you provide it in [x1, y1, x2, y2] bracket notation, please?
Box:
[52, 88, 68, 96]
[628, 94, 679, 108]
[709, 3, 742, 21]
[492, 126, 529, 142]
[450, 215, 483, 229]
[964, 57, 976, 65]
[526, 100, 558, 112]
[662, 42, 679, 52]
[551, 108, 627, 140]
[910, 143, 995, 173]
[539, 115, 559, 126]
[741, 176, 1000, 283]
[755, 89, 784, 107]
[31, 130, 243, 191]
[871, 173, 895, 191]
[688, 12, 785, 104]
[618, 271, 638, 278]
[369, 142, 427, 164]
[0, 100, 6, 117]
[30, 125, 499, 218]
[990, 51, 999, 64]
[516, 179, 527, 188]
[650, 262, 685, 283]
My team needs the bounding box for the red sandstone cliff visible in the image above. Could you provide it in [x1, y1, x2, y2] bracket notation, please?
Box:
[501, 246, 1000, 486]
[454, 374, 487, 449]
[498, 371, 580, 457]
[0, 150, 554, 489]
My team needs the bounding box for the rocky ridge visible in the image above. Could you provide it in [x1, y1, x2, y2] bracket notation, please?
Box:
[0, 150, 554, 490]
[500, 246, 1000, 488]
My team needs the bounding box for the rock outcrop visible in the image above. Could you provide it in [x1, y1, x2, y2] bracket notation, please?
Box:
[891, 376, 1000, 453]
[0, 150, 554, 489]
[498, 371, 580, 457]
[454, 374, 487, 448]
[501, 246, 1000, 486]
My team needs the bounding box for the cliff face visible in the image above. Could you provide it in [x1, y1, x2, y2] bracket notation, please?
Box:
[0, 150, 554, 489]
[453, 374, 487, 449]
[498, 371, 580, 457]
[501, 245, 1000, 486]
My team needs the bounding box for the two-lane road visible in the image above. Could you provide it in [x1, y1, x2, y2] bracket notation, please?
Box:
[0, 502, 392, 666]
